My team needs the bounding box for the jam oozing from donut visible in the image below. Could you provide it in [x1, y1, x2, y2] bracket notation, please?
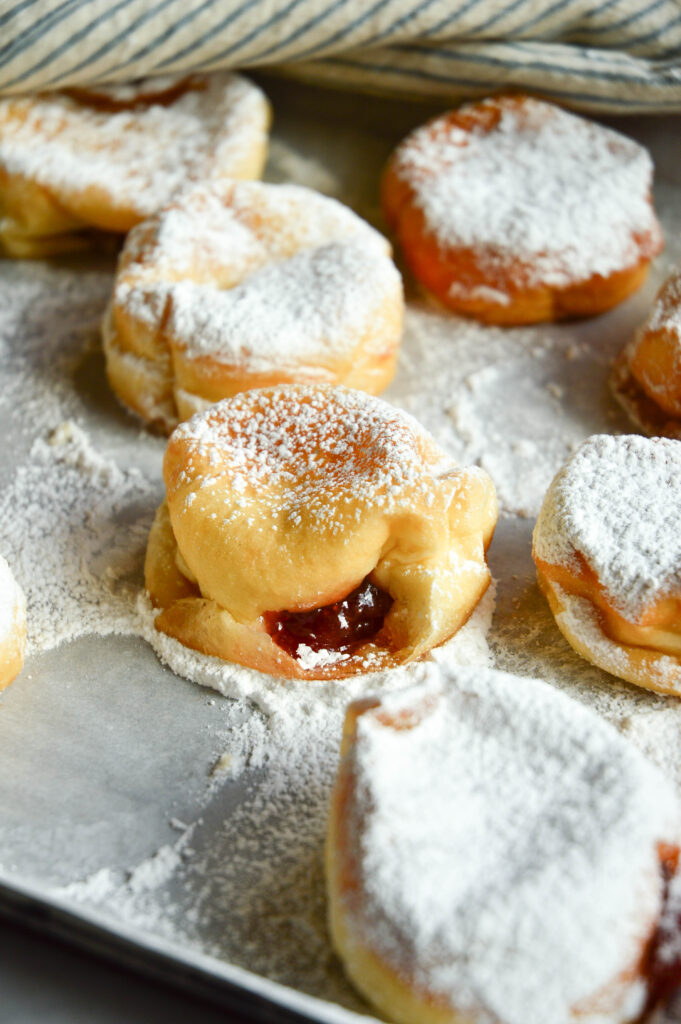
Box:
[640, 846, 681, 1019]
[64, 77, 203, 113]
[266, 578, 393, 659]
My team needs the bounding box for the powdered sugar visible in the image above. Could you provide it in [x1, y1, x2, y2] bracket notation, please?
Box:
[138, 584, 495, 718]
[342, 665, 680, 1024]
[533, 434, 681, 620]
[1, 95, 681, 1024]
[112, 180, 401, 386]
[0, 421, 158, 653]
[0, 73, 268, 220]
[168, 237, 397, 370]
[170, 385, 454, 533]
[394, 96, 660, 292]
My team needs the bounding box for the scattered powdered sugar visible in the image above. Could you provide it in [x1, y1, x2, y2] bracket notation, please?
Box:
[2, 102, 681, 1024]
[170, 385, 454, 534]
[0, 74, 268, 220]
[58, 823, 198, 905]
[48, 592, 494, 1011]
[533, 434, 681, 619]
[343, 665, 680, 1024]
[0, 421, 158, 653]
[393, 96, 661, 290]
[386, 305, 619, 519]
[114, 179, 400, 387]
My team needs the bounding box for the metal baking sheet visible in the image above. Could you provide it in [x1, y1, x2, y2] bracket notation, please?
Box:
[2, 76, 681, 1022]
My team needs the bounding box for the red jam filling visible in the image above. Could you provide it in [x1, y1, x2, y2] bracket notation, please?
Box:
[266, 578, 393, 660]
[640, 847, 681, 1018]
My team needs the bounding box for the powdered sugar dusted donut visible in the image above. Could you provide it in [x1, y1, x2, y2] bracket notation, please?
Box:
[0, 73, 270, 257]
[103, 180, 404, 432]
[612, 268, 681, 439]
[327, 665, 681, 1024]
[0, 555, 26, 690]
[533, 434, 681, 694]
[145, 385, 497, 679]
[382, 95, 662, 325]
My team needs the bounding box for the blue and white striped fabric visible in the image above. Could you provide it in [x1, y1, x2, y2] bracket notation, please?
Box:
[2, 0, 681, 111]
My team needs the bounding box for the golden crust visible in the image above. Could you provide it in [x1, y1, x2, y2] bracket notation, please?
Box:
[145, 385, 497, 680]
[382, 95, 662, 325]
[611, 270, 681, 437]
[103, 180, 404, 432]
[611, 345, 681, 441]
[536, 567, 681, 696]
[0, 563, 26, 692]
[326, 687, 677, 1024]
[0, 73, 270, 257]
[326, 697, 478, 1024]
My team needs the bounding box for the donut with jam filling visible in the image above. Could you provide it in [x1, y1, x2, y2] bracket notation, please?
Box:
[144, 384, 497, 680]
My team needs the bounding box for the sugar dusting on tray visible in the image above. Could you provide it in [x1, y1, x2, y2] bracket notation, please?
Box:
[0, 421, 157, 653]
[2, 121, 681, 1021]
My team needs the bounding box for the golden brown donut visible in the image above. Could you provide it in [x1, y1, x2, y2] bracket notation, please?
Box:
[0, 555, 26, 690]
[145, 385, 497, 679]
[533, 434, 681, 695]
[612, 267, 681, 439]
[0, 73, 270, 257]
[327, 667, 681, 1024]
[103, 180, 404, 432]
[382, 95, 663, 325]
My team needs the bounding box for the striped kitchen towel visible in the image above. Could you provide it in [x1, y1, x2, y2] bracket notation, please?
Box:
[2, 0, 681, 112]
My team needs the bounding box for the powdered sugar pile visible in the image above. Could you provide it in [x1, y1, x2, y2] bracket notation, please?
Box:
[1, 96, 681, 1024]
[394, 96, 660, 290]
[344, 666, 680, 1024]
[533, 434, 681, 619]
[0, 74, 268, 219]
[115, 179, 400, 379]
[169, 237, 398, 369]
[0, 422, 158, 653]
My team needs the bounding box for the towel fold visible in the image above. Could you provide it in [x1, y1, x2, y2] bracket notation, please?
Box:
[2, 0, 681, 111]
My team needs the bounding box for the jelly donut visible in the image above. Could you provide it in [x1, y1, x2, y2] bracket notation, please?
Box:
[533, 434, 681, 695]
[612, 267, 681, 439]
[382, 95, 663, 325]
[0, 73, 270, 257]
[0, 555, 25, 690]
[103, 180, 404, 432]
[145, 385, 497, 679]
[327, 666, 681, 1024]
